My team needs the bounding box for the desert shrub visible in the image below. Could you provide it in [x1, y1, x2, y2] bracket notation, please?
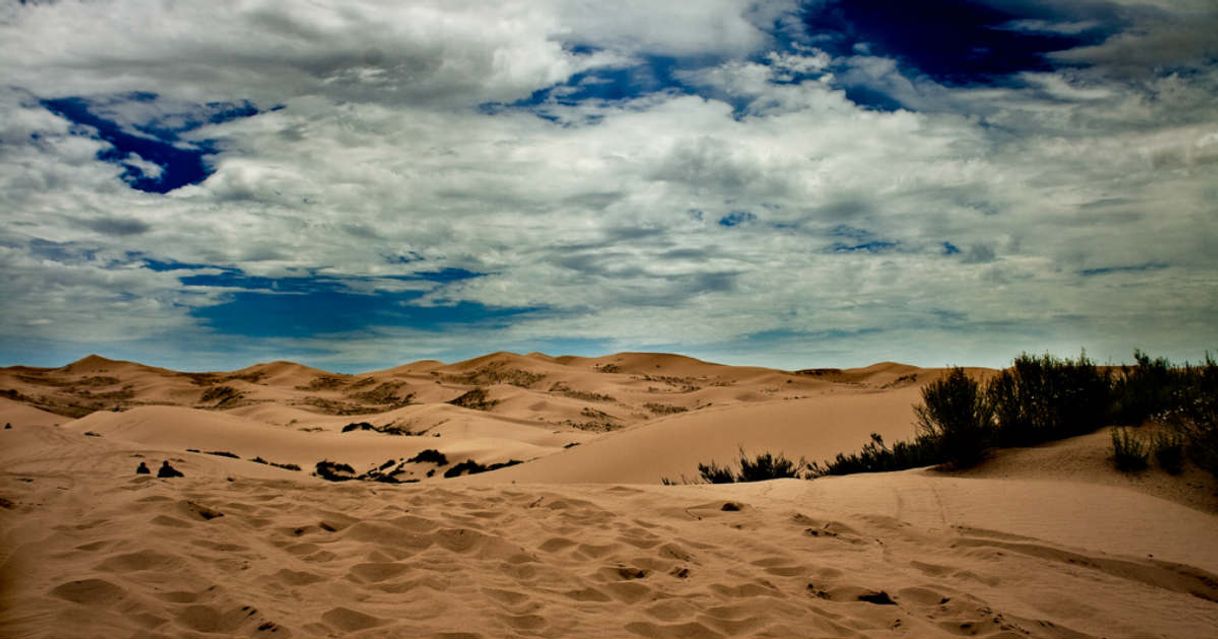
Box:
[644, 402, 688, 415]
[691, 449, 803, 483]
[696, 461, 736, 484]
[341, 421, 415, 436]
[315, 460, 356, 481]
[809, 433, 941, 477]
[252, 456, 301, 471]
[915, 367, 993, 468]
[200, 385, 244, 407]
[406, 449, 449, 465]
[1111, 350, 1181, 425]
[1111, 427, 1149, 472]
[1150, 429, 1185, 474]
[447, 387, 498, 411]
[737, 450, 802, 481]
[1121, 353, 1218, 478]
[442, 458, 522, 478]
[988, 352, 1111, 446]
[1179, 355, 1218, 477]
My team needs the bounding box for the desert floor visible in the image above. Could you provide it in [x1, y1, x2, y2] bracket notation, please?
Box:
[1, 353, 1216, 638]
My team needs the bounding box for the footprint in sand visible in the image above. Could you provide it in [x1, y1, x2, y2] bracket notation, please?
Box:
[321, 606, 385, 632]
[50, 578, 125, 605]
[94, 549, 177, 572]
[347, 562, 412, 583]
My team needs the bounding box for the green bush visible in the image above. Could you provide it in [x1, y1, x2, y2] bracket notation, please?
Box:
[1111, 427, 1149, 472]
[988, 352, 1111, 446]
[690, 449, 803, 484]
[808, 433, 940, 476]
[737, 450, 802, 482]
[915, 367, 993, 468]
[1180, 355, 1218, 477]
[696, 461, 736, 484]
[1112, 350, 1180, 425]
[1150, 429, 1185, 475]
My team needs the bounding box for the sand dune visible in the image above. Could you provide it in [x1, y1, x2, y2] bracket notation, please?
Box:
[0, 397, 63, 428]
[473, 387, 926, 484]
[2, 352, 1216, 638]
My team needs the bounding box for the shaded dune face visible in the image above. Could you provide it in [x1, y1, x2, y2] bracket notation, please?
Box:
[2, 353, 1217, 638]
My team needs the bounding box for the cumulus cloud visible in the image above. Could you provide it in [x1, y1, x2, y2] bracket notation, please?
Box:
[0, 0, 1215, 370]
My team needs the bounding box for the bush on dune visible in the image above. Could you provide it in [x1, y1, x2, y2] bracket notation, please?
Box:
[808, 368, 987, 476]
[915, 367, 993, 469]
[1109, 352, 1218, 477]
[808, 433, 939, 477]
[696, 461, 737, 484]
[1111, 350, 1181, 425]
[664, 449, 806, 484]
[736, 450, 803, 482]
[1111, 427, 1149, 472]
[667, 350, 1218, 486]
[1150, 429, 1185, 475]
[988, 352, 1111, 447]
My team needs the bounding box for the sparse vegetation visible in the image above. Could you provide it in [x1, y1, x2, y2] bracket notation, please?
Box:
[200, 385, 244, 408]
[988, 352, 1111, 447]
[1109, 352, 1218, 477]
[665, 448, 805, 484]
[298, 396, 382, 416]
[442, 458, 523, 478]
[563, 406, 620, 432]
[314, 459, 416, 483]
[1111, 427, 1149, 472]
[1150, 429, 1185, 474]
[736, 450, 803, 482]
[644, 402, 688, 415]
[406, 449, 449, 465]
[251, 456, 302, 471]
[448, 387, 498, 411]
[641, 375, 700, 393]
[340, 421, 416, 436]
[314, 460, 356, 481]
[204, 450, 240, 459]
[548, 382, 615, 402]
[807, 433, 939, 477]
[295, 376, 347, 391]
[448, 363, 545, 388]
[914, 367, 992, 469]
[348, 381, 415, 407]
[673, 350, 1218, 485]
[695, 461, 736, 484]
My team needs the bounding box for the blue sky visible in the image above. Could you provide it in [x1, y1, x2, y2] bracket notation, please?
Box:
[1, 0, 1216, 372]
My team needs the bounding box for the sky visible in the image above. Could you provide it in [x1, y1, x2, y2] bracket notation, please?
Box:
[1, 0, 1216, 373]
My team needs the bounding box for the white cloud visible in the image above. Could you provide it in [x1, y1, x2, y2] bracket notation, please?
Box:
[0, 1, 1216, 369]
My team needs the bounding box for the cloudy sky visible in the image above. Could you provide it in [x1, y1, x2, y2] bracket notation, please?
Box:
[2, 0, 1216, 372]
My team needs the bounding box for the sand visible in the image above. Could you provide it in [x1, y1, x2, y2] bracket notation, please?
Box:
[2, 352, 1216, 638]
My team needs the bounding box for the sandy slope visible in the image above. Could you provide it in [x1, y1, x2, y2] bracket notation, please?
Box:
[2, 423, 1216, 638]
[1, 353, 1217, 638]
[0, 397, 63, 428]
[473, 387, 926, 484]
